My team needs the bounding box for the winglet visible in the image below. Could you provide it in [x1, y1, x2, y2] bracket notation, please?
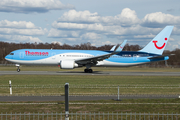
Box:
[139, 26, 174, 55]
[116, 40, 127, 52]
[110, 45, 116, 51]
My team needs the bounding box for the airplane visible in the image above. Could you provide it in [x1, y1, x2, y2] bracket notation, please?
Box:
[4, 40, 127, 73]
[5, 26, 174, 73]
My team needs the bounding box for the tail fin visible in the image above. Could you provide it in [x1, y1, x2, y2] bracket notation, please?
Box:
[139, 26, 174, 55]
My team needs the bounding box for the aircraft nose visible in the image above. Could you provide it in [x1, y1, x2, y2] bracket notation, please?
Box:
[5, 55, 10, 60]
[5, 55, 8, 60]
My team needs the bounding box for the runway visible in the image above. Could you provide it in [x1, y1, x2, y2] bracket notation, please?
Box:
[0, 95, 178, 102]
[0, 71, 180, 76]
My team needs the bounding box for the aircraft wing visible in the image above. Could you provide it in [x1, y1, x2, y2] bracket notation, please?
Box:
[76, 40, 127, 65]
[75, 50, 119, 65]
[148, 54, 175, 59]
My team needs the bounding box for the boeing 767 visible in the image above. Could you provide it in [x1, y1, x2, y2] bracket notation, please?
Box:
[5, 26, 174, 73]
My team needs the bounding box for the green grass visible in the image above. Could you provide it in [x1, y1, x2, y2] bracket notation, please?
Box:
[0, 75, 180, 95]
[1, 75, 180, 85]
[0, 99, 180, 113]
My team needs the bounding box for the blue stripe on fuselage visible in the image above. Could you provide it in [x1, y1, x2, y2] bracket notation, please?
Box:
[106, 51, 158, 63]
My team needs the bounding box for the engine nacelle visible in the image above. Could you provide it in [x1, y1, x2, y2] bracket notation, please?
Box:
[60, 60, 78, 69]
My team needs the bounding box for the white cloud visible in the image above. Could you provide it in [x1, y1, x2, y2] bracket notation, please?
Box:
[102, 41, 115, 45]
[0, 28, 46, 36]
[80, 33, 102, 40]
[0, 20, 36, 29]
[134, 34, 155, 39]
[0, 34, 42, 43]
[51, 41, 62, 45]
[48, 8, 180, 49]
[112, 8, 140, 26]
[52, 22, 105, 32]
[0, 20, 47, 36]
[90, 40, 115, 46]
[48, 28, 80, 38]
[0, 0, 74, 13]
[58, 10, 100, 23]
[57, 8, 140, 26]
[0, 20, 45, 43]
[51, 9, 144, 39]
[142, 12, 180, 28]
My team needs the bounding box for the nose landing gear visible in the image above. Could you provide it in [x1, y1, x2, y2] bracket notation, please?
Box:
[16, 64, 20, 72]
[17, 68, 20, 72]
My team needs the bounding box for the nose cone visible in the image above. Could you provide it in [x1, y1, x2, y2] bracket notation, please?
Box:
[5, 55, 8, 60]
[5, 55, 10, 60]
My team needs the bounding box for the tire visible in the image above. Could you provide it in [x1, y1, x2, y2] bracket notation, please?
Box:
[89, 69, 93, 73]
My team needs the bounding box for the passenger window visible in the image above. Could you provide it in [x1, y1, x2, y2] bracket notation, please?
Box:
[10, 53, 14, 55]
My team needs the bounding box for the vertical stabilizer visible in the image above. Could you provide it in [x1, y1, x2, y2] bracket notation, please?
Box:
[139, 26, 174, 55]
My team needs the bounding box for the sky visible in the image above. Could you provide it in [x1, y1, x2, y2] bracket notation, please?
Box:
[0, 0, 180, 51]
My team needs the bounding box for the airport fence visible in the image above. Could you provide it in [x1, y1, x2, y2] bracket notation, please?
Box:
[0, 112, 180, 120]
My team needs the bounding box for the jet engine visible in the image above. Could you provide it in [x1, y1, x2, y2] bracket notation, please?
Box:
[60, 60, 78, 69]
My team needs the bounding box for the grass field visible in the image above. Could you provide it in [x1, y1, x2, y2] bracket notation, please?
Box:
[0, 75, 180, 95]
[0, 66, 180, 113]
[0, 99, 180, 113]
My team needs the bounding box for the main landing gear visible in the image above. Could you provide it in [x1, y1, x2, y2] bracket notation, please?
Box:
[84, 69, 93, 73]
[16, 64, 20, 72]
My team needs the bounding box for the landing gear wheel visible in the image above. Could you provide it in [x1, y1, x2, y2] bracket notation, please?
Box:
[89, 69, 93, 73]
[17, 68, 20, 72]
[84, 69, 93, 73]
[84, 69, 89, 73]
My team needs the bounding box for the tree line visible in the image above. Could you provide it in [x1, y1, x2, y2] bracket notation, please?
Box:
[0, 41, 180, 67]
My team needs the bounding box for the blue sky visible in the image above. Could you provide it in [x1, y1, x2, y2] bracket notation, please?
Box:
[0, 0, 180, 51]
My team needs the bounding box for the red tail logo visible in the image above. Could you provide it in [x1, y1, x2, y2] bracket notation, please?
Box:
[152, 38, 167, 50]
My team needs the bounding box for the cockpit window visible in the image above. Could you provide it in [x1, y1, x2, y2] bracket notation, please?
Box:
[10, 53, 14, 55]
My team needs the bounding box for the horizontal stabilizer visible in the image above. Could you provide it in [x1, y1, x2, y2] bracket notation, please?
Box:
[148, 54, 175, 59]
